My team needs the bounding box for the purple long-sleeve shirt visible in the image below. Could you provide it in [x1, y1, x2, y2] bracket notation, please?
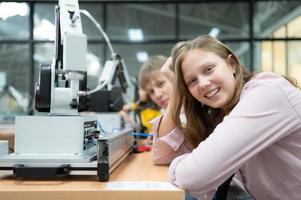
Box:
[152, 72, 301, 200]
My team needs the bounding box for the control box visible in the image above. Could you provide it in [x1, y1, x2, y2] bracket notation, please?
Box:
[14, 115, 99, 158]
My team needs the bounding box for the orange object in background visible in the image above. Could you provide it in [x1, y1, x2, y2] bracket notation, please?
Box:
[0, 125, 14, 153]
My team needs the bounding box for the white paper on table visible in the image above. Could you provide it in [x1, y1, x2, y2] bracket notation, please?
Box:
[105, 181, 179, 190]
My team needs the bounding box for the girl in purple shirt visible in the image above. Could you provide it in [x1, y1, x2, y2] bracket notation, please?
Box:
[153, 35, 301, 199]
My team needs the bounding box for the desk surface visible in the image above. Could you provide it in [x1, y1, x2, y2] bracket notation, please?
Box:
[0, 152, 184, 200]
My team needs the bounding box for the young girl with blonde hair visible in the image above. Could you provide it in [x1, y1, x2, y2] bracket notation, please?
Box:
[153, 35, 301, 199]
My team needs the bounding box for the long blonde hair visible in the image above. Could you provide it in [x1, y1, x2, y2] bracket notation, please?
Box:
[171, 35, 253, 147]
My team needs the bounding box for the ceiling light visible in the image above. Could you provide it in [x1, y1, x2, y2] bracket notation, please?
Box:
[128, 28, 144, 41]
[136, 51, 149, 63]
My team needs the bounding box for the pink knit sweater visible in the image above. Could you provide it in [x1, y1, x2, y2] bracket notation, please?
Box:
[152, 72, 301, 200]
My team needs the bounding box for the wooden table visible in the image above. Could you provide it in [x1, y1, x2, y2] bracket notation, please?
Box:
[0, 152, 184, 200]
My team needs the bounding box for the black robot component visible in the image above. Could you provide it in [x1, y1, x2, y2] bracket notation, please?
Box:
[35, 64, 51, 112]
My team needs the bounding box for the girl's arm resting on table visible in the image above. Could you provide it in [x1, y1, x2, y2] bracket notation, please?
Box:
[168, 81, 301, 197]
[151, 115, 192, 165]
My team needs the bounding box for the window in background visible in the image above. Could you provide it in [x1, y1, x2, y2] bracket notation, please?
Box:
[273, 26, 286, 38]
[34, 43, 53, 83]
[225, 42, 250, 70]
[288, 41, 301, 85]
[0, 2, 29, 40]
[0, 44, 30, 93]
[257, 9, 301, 81]
[80, 4, 104, 41]
[288, 15, 301, 37]
[1, 0, 301, 104]
[34, 3, 55, 41]
[254, 1, 301, 38]
[258, 39, 301, 81]
[260, 41, 273, 72]
[179, 2, 249, 40]
[108, 43, 174, 77]
[258, 41, 286, 76]
[107, 4, 176, 40]
[273, 41, 286, 75]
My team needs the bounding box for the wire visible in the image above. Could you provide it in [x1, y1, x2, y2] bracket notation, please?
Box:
[111, 128, 153, 137]
[79, 9, 116, 58]
[79, 9, 134, 102]
[131, 132, 154, 137]
[84, 80, 107, 96]
[78, 9, 119, 97]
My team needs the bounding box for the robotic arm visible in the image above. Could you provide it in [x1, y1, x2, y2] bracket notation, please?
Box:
[35, 0, 134, 114]
[35, 0, 87, 115]
[0, 1, 135, 181]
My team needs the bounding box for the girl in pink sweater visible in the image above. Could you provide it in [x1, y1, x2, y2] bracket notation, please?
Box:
[153, 35, 301, 199]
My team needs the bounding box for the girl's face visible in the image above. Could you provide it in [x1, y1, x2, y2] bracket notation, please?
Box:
[144, 71, 172, 109]
[181, 49, 236, 110]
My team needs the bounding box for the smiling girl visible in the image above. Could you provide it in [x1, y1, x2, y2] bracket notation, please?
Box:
[154, 35, 301, 199]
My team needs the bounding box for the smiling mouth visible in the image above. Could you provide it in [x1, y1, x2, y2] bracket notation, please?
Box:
[205, 88, 220, 98]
